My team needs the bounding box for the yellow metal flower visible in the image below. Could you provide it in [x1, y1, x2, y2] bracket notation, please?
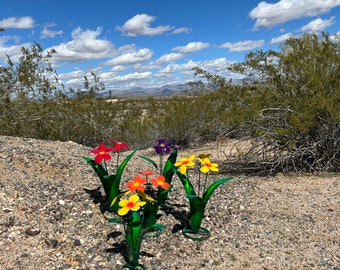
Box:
[174, 155, 195, 174]
[118, 194, 146, 216]
[198, 157, 219, 173]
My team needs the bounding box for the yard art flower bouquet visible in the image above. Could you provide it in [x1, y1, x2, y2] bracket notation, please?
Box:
[173, 153, 233, 240]
[83, 139, 178, 269]
[83, 138, 233, 269]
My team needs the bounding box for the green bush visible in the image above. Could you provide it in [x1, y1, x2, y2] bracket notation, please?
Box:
[208, 32, 340, 172]
[1, 33, 339, 173]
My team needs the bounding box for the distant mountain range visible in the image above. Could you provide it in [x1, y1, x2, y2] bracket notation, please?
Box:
[69, 77, 253, 98]
[98, 83, 197, 97]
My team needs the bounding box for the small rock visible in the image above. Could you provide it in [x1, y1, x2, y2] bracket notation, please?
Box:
[54, 213, 63, 221]
[73, 239, 81, 246]
[25, 227, 41, 236]
[45, 239, 58, 248]
[8, 231, 20, 239]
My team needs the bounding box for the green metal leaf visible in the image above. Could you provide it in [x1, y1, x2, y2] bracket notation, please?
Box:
[108, 150, 137, 204]
[107, 218, 122, 223]
[138, 155, 158, 170]
[187, 194, 197, 199]
[157, 150, 178, 205]
[116, 150, 137, 181]
[163, 149, 178, 179]
[188, 196, 204, 232]
[83, 156, 112, 196]
[148, 223, 166, 231]
[202, 177, 233, 207]
[83, 156, 108, 177]
[173, 167, 196, 197]
[145, 223, 166, 236]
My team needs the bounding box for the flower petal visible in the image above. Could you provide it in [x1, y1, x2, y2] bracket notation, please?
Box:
[129, 194, 140, 203]
[210, 167, 219, 172]
[188, 155, 195, 161]
[174, 161, 181, 167]
[118, 199, 129, 207]
[118, 207, 130, 216]
[161, 182, 170, 189]
[179, 165, 187, 174]
[200, 166, 209, 173]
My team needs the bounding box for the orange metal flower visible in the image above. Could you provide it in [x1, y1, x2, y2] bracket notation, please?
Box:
[90, 143, 114, 164]
[150, 175, 170, 190]
[139, 169, 154, 176]
[126, 175, 147, 192]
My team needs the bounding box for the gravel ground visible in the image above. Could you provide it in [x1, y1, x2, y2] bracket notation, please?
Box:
[0, 136, 339, 270]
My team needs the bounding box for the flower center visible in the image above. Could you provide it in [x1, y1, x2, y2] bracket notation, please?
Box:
[127, 202, 135, 209]
[99, 151, 105, 155]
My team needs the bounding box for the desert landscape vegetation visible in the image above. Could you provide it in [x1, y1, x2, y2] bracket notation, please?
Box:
[0, 31, 339, 269]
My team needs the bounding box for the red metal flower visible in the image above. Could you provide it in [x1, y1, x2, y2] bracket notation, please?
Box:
[110, 139, 128, 152]
[90, 143, 114, 164]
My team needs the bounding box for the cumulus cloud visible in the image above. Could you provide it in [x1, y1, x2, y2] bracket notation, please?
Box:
[171, 27, 192, 34]
[156, 52, 184, 63]
[0, 38, 31, 62]
[104, 48, 153, 65]
[117, 14, 174, 36]
[300, 16, 336, 32]
[250, 0, 340, 30]
[219, 40, 264, 52]
[49, 27, 115, 62]
[0, 16, 34, 29]
[270, 32, 295, 44]
[173, 41, 210, 53]
[114, 71, 152, 81]
[41, 23, 63, 39]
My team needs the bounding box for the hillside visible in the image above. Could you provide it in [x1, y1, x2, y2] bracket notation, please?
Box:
[0, 136, 339, 269]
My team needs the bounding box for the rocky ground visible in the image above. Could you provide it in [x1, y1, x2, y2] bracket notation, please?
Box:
[0, 136, 339, 270]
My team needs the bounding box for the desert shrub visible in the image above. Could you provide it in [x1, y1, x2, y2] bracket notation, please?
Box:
[196, 32, 340, 173]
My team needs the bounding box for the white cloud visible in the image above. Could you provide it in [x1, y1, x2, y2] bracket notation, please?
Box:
[117, 44, 137, 53]
[104, 48, 153, 65]
[300, 16, 336, 32]
[156, 52, 184, 63]
[0, 36, 31, 62]
[219, 40, 264, 52]
[270, 32, 294, 44]
[0, 43, 30, 62]
[156, 63, 181, 76]
[0, 16, 34, 29]
[49, 27, 115, 62]
[114, 71, 152, 81]
[173, 42, 210, 54]
[250, 0, 340, 29]
[171, 27, 192, 34]
[41, 23, 64, 39]
[200, 58, 232, 71]
[117, 14, 174, 36]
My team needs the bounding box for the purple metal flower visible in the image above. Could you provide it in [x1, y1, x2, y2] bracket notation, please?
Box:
[154, 139, 173, 154]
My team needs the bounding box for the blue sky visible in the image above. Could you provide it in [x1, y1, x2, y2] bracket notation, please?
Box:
[1, 0, 340, 91]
